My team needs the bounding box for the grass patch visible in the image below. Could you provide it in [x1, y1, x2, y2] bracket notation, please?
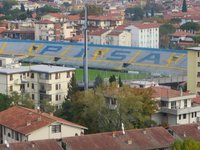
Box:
[75, 69, 150, 81]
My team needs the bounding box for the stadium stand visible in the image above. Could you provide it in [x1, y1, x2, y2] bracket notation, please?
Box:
[0, 40, 187, 76]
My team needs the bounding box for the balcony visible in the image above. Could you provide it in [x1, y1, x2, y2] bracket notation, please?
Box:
[39, 89, 46, 94]
[160, 105, 200, 115]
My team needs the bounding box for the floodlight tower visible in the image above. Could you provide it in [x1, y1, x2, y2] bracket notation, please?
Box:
[83, 2, 88, 90]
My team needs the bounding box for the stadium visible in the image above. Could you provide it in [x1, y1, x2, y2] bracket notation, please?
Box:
[0, 39, 187, 80]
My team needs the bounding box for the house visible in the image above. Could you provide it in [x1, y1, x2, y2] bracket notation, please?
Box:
[126, 23, 160, 48]
[88, 29, 111, 45]
[0, 106, 87, 144]
[170, 31, 194, 44]
[151, 86, 200, 125]
[0, 63, 75, 108]
[106, 30, 131, 46]
[168, 123, 200, 141]
[62, 127, 174, 150]
[0, 139, 63, 150]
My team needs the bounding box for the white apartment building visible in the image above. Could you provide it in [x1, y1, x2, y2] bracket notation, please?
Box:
[126, 23, 160, 48]
[0, 106, 87, 144]
[0, 64, 75, 108]
[88, 29, 111, 45]
[152, 86, 200, 125]
[106, 30, 131, 46]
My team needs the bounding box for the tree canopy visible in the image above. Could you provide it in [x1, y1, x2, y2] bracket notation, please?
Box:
[182, 0, 187, 12]
[125, 7, 144, 21]
[171, 138, 200, 150]
[180, 22, 200, 32]
[55, 85, 157, 133]
[80, 4, 104, 17]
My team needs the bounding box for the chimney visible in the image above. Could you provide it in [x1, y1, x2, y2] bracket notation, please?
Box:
[112, 132, 116, 138]
[27, 121, 31, 126]
[143, 129, 146, 134]
[180, 87, 183, 96]
[127, 139, 132, 145]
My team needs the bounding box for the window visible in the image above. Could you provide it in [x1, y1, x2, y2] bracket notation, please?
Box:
[32, 83, 34, 89]
[27, 83, 29, 88]
[195, 112, 197, 117]
[171, 101, 176, 109]
[15, 132, 19, 141]
[27, 72, 29, 77]
[183, 114, 187, 119]
[184, 99, 187, 108]
[197, 82, 200, 87]
[9, 85, 13, 92]
[30, 73, 34, 78]
[179, 115, 181, 120]
[51, 125, 61, 133]
[55, 73, 60, 79]
[4, 126, 6, 135]
[10, 74, 13, 81]
[67, 72, 70, 78]
[198, 52, 200, 57]
[198, 62, 200, 67]
[8, 133, 11, 137]
[56, 95, 59, 101]
[56, 84, 58, 90]
[32, 94, 34, 100]
[197, 72, 200, 77]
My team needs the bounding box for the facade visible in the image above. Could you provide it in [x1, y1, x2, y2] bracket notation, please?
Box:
[106, 30, 131, 46]
[152, 86, 200, 125]
[0, 64, 75, 108]
[88, 29, 111, 45]
[187, 47, 200, 94]
[0, 106, 87, 144]
[126, 23, 159, 48]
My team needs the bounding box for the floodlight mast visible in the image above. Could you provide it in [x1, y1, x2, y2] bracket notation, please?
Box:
[83, 2, 88, 90]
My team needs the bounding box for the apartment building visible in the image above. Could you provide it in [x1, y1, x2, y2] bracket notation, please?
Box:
[35, 13, 76, 41]
[0, 63, 75, 108]
[126, 23, 160, 48]
[152, 86, 200, 125]
[187, 47, 200, 94]
[0, 106, 87, 144]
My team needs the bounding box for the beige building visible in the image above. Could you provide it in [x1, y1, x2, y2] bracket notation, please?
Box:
[106, 30, 131, 46]
[88, 29, 111, 45]
[187, 47, 200, 94]
[0, 106, 87, 144]
[0, 63, 75, 108]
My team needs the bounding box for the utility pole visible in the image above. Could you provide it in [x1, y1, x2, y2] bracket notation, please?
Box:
[83, 3, 88, 90]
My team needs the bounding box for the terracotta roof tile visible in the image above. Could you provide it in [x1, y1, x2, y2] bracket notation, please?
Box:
[0, 106, 86, 135]
[0, 139, 62, 150]
[67, 15, 81, 20]
[171, 31, 193, 37]
[63, 127, 174, 150]
[48, 13, 66, 18]
[152, 87, 194, 98]
[133, 23, 160, 29]
[36, 20, 54, 24]
[169, 123, 200, 141]
[107, 30, 123, 36]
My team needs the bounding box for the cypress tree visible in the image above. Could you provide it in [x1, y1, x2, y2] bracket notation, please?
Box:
[182, 0, 187, 12]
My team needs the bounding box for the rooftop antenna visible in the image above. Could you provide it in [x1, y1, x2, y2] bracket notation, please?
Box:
[83, 0, 88, 90]
[121, 123, 125, 135]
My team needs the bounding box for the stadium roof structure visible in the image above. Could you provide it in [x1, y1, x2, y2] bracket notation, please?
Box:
[0, 40, 188, 76]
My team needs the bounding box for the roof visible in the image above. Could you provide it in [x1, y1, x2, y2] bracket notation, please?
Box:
[0, 27, 6, 34]
[0, 65, 75, 74]
[0, 139, 62, 150]
[0, 106, 87, 135]
[47, 13, 66, 18]
[152, 86, 194, 99]
[187, 47, 200, 51]
[132, 23, 160, 29]
[88, 15, 120, 21]
[36, 20, 54, 24]
[67, 15, 80, 21]
[89, 29, 110, 36]
[169, 123, 200, 141]
[29, 65, 75, 73]
[107, 30, 123, 36]
[171, 31, 193, 37]
[62, 127, 174, 150]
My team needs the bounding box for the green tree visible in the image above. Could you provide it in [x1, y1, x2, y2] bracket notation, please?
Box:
[159, 23, 176, 48]
[40, 99, 55, 113]
[0, 93, 13, 111]
[125, 7, 144, 21]
[94, 75, 103, 88]
[170, 18, 181, 24]
[20, 3, 25, 12]
[66, 73, 79, 100]
[182, 0, 187, 12]
[171, 138, 200, 150]
[118, 76, 123, 87]
[151, 7, 154, 17]
[55, 85, 157, 133]
[80, 4, 104, 17]
[180, 22, 200, 32]
[109, 75, 116, 83]
[192, 35, 200, 43]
